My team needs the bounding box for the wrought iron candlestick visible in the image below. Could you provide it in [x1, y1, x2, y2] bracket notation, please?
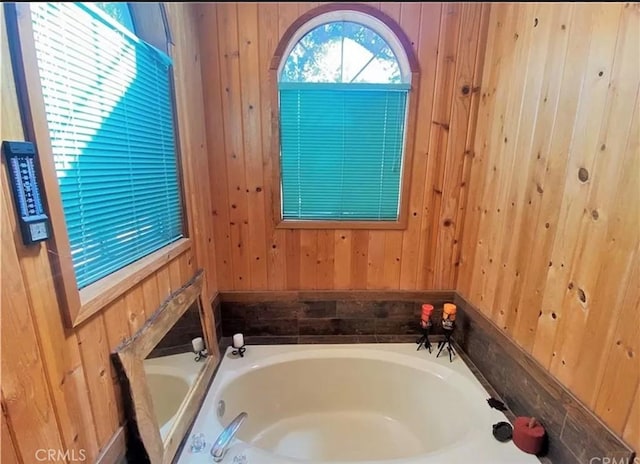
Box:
[436, 303, 457, 362]
[416, 304, 434, 353]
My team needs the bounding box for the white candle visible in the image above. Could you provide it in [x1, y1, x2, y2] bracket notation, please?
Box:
[232, 333, 244, 348]
[192, 337, 204, 353]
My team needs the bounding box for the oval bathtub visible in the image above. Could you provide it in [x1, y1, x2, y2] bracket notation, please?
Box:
[177, 344, 538, 464]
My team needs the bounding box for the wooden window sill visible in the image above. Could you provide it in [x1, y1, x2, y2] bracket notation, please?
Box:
[276, 219, 407, 230]
[74, 238, 192, 326]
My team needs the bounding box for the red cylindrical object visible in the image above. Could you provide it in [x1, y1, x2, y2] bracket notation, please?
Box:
[421, 304, 434, 321]
[513, 416, 545, 455]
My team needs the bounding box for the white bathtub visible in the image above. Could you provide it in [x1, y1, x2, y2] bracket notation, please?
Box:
[176, 344, 539, 464]
[143, 352, 204, 439]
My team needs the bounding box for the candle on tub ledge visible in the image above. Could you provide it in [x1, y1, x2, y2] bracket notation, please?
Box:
[192, 337, 205, 353]
[233, 333, 245, 348]
[231, 333, 246, 358]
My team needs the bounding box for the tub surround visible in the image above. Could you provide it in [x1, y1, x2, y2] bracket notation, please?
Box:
[218, 290, 455, 345]
[210, 291, 636, 463]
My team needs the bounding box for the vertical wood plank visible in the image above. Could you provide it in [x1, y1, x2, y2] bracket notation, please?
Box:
[594, 253, 639, 433]
[258, 3, 287, 290]
[299, 231, 318, 289]
[141, 274, 161, 318]
[217, 3, 251, 290]
[488, 2, 556, 329]
[168, 256, 183, 292]
[316, 230, 335, 289]
[366, 231, 386, 289]
[156, 265, 172, 304]
[351, 231, 369, 289]
[544, 3, 628, 375]
[623, 387, 640, 454]
[399, 3, 441, 289]
[124, 287, 146, 337]
[457, 3, 514, 296]
[237, 2, 269, 289]
[1, 187, 65, 462]
[333, 230, 352, 289]
[1, 409, 19, 464]
[197, 4, 234, 291]
[167, 2, 218, 303]
[76, 317, 120, 446]
[432, 2, 483, 289]
[285, 229, 301, 288]
[416, 2, 462, 289]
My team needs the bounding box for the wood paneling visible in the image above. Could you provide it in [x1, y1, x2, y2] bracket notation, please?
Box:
[458, 2, 640, 453]
[197, 2, 490, 291]
[1, 4, 218, 462]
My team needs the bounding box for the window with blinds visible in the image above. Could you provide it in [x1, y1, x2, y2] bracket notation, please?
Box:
[278, 19, 410, 222]
[30, 2, 182, 289]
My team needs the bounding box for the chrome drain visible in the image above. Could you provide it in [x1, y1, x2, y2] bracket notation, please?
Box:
[217, 400, 226, 418]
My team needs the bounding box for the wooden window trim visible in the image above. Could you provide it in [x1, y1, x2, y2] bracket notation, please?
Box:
[269, 3, 420, 230]
[7, 3, 188, 327]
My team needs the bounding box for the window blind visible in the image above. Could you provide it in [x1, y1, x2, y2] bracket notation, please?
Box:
[31, 2, 182, 289]
[279, 83, 409, 221]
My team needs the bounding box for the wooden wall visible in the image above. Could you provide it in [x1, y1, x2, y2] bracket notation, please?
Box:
[197, 2, 490, 291]
[458, 2, 639, 453]
[1, 3, 217, 462]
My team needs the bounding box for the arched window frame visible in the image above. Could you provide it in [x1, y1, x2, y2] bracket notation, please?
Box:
[270, 3, 420, 229]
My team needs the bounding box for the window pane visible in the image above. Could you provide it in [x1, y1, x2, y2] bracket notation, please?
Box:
[93, 2, 136, 33]
[281, 21, 402, 84]
[31, 2, 182, 288]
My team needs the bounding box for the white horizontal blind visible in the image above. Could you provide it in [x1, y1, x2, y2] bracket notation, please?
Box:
[31, 2, 182, 288]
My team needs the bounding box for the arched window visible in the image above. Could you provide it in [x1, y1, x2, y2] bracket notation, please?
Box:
[275, 8, 417, 226]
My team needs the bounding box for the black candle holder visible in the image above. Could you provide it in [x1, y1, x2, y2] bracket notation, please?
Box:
[436, 320, 456, 362]
[416, 320, 433, 353]
[231, 344, 246, 358]
[194, 349, 208, 362]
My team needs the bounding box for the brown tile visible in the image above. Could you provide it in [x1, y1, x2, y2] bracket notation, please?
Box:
[224, 302, 303, 320]
[298, 335, 378, 344]
[375, 334, 420, 343]
[221, 317, 245, 336]
[222, 318, 298, 337]
[299, 335, 359, 344]
[374, 318, 420, 335]
[336, 300, 419, 318]
[300, 301, 337, 318]
[298, 318, 376, 336]
[244, 336, 298, 345]
[335, 301, 375, 318]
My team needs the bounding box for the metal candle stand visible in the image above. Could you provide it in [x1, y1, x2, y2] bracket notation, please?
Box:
[436, 320, 456, 362]
[194, 349, 208, 362]
[231, 344, 246, 358]
[415, 320, 433, 353]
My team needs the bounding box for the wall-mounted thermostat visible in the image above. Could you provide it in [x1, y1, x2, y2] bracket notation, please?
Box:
[2, 141, 51, 245]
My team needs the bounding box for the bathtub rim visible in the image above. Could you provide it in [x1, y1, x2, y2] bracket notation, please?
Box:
[193, 343, 517, 464]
